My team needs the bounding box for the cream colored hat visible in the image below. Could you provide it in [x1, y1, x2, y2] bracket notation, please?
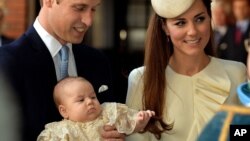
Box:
[151, 0, 196, 18]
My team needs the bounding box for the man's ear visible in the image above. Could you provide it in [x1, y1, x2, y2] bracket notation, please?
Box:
[59, 105, 68, 119]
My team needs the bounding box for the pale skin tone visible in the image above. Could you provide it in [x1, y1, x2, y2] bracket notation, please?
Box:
[54, 77, 155, 135]
[39, 0, 124, 140]
[232, 0, 250, 21]
[55, 78, 102, 122]
[211, 3, 227, 27]
[162, 0, 211, 76]
[39, 0, 100, 45]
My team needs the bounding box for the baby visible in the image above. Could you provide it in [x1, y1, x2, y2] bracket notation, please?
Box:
[37, 76, 155, 141]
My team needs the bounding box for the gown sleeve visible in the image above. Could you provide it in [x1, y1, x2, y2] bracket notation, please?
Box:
[102, 102, 138, 135]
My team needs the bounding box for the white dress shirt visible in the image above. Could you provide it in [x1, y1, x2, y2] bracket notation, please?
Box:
[33, 18, 77, 81]
[236, 19, 250, 34]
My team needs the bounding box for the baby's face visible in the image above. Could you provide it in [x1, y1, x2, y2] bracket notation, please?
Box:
[61, 80, 102, 122]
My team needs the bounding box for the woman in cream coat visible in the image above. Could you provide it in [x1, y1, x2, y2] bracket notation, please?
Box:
[125, 0, 247, 141]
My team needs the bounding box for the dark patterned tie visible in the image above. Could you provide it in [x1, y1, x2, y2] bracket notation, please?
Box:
[235, 27, 242, 45]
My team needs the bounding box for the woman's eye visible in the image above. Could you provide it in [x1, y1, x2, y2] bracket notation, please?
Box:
[196, 16, 205, 23]
[175, 21, 186, 26]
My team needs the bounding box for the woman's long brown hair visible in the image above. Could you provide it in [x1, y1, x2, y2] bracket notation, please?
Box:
[142, 0, 214, 139]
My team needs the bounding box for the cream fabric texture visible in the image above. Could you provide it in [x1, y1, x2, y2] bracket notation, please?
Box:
[37, 103, 137, 141]
[151, 0, 195, 18]
[125, 57, 246, 141]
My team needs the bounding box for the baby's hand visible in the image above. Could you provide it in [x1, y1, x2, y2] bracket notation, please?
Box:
[135, 110, 155, 132]
[138, 110, 155, 122]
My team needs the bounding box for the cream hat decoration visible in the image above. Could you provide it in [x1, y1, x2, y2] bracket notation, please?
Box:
[151, 0, 195, 18]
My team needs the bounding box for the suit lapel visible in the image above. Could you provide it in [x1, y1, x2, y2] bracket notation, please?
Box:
[24, 26, 57, 82]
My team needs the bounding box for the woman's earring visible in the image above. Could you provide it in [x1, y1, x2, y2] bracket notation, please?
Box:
[167, 36, 170, 43]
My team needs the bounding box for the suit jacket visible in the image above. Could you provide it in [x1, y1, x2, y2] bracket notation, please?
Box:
[0, 35, 14, 45]
[217, 24, 250, 64]
[0, 26, 115, 141]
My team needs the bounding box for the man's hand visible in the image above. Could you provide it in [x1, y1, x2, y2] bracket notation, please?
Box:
[101, 125, 125, 141]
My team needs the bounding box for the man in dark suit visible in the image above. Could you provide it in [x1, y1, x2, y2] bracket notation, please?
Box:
[211, 0, 231, 48]
[0, 0, 124, 141]
[217, 25, 249, 64]
[217, 0, 250, 64]
[0, 35, 14, 46]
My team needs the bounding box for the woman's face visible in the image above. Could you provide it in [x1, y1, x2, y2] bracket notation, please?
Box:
[163, 0, 211, 57]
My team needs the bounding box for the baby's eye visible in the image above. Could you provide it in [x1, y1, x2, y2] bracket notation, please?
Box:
[91, 96, 96, 99]
[79, 98, 84, 102]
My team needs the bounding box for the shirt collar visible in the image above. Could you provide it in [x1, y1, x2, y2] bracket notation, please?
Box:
[236, 19, 250, 33]
[33, 18, 72, 57]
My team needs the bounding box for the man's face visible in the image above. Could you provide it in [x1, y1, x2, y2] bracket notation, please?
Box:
[212, 5, 227, 26]
[233, 0, 250, 21]
[46, 0, 101, 44]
